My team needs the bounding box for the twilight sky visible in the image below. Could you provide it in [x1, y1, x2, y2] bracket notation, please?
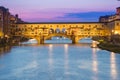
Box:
[0, 0, 120, 22]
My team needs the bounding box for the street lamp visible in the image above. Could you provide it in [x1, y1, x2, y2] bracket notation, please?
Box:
[112, 30, 114, 35]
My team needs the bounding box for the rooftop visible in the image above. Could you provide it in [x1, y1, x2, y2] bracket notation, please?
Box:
[117, 7, 120, 9]
[0, 6, 8, 12]
[16, 22, 104, 24]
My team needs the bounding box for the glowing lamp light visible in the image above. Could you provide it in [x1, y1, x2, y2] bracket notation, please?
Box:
[114, 31, 119, 34]
[91, 41, 97, 48]
[112, 30, 114, 33]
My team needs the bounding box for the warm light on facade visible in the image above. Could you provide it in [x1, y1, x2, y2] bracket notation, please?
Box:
[114, 31, 119, 34]
[0, 31, 3, 37]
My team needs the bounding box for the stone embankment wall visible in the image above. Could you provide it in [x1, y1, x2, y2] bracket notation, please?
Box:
[0, 37, 29, 47]
[0, 37, 11, 47]
[110, 35, 120, 46]
[93, 35, 120, 53]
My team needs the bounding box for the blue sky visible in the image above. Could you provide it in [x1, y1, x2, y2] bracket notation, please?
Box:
[0, 0, 120, 22]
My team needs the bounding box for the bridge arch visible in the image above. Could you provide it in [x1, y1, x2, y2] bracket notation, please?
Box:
[61, 28, 67, 34]
[55, 28, 61, 33]
[44, 33, 72, 41]
[49, 28, 54, 34]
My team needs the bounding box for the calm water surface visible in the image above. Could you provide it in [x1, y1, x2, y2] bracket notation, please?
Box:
[0, 39, 120, 80]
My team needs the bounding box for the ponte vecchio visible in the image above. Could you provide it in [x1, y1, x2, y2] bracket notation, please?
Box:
[10, 22, 109, 44]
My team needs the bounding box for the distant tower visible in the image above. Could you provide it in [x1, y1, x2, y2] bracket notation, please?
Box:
[15, 14, 18, 18]
[15, 14, 18, 23]
[116, 7, 120, 15]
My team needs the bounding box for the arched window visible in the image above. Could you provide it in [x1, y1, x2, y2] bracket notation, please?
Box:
[49, 28, 54, 34]
[55, 28, 60, 33]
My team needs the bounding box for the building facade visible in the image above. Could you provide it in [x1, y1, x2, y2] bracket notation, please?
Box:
[99, 7, 120, 22]
[12, 22, 108, 37]
[10, 22, 109, 43]
[0, 6, 23, 37]
[0, 6, 9, 37]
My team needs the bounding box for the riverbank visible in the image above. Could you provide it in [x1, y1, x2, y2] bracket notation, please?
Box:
[0, 37, 29, 47]
[0, 37, 11, 47]
[98, 42, 120, 53]
[92, 35, 120, 53]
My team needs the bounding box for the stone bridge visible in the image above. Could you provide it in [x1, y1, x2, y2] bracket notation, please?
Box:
[10, 22, 110, 43]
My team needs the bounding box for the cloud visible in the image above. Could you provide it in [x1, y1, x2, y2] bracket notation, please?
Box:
[19, 8, 115, 22]
[55, 11, 115, 22]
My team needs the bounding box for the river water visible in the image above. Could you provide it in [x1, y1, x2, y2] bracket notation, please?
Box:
[0, 39, 120, 80]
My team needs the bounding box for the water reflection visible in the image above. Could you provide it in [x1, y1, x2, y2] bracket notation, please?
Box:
[92, 48, 98, 80]
[48, 44, 54, 79]
[0, 40, 120, 80]
[64, 44, 69, 80]
[0, 46, 11, 57]
[32, 45, 38, 69]
[110, 52, 117, 80]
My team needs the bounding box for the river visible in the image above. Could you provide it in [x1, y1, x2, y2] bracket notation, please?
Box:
[0, 38, 120, 80]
